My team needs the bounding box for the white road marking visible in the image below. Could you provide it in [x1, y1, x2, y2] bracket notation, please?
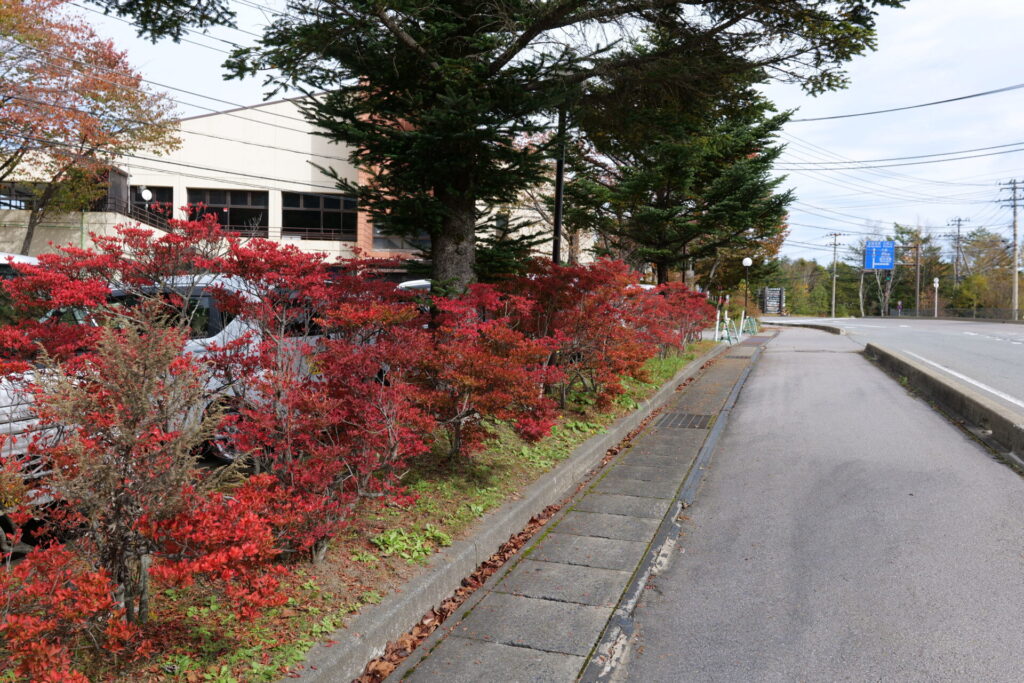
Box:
[964, 332, 979, 336]
[899, 325, 910, 328]
[1013, 342, 1023, 346]
[904, 351, 1024, 411]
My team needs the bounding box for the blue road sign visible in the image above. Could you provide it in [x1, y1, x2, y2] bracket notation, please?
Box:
[864, 240, 895, 270]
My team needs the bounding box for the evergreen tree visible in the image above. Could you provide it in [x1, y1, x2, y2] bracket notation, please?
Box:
[206, 0, 904, 291]
[575, 78, 792, 284]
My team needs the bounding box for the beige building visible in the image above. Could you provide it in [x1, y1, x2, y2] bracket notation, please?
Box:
[0, 97, 417, 260]
[2, 96, 593, 265]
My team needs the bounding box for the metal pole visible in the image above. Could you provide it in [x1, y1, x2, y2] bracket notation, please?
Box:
[1013, 180, 1019, 321]
[830, 233, 839, 318]
[744, 266, 749, 312]
[552, 106, 566, 265]
[934, 277, 939, 318]
[915, 242, 921, 317]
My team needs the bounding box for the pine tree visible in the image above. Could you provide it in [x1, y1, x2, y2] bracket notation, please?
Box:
[575, 80, 792, 284]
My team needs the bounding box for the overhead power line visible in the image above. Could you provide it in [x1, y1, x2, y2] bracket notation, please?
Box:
[4, 92, 350, 164]
[781, 132, 994, 190]
[790, 81, 1024, 123]
[779, 145, 1024, 171]
[779, 139, 1024, 167]
[0, 36, 312, 129]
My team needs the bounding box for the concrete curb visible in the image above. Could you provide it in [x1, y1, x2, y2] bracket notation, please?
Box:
[292, 342, 730, 683]
[579, 341, 769, 683]
[864, 343, 1024, 471]
[768, 321, 846, 335]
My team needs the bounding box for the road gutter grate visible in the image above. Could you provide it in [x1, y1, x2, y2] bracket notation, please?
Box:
[656, 412, 712, 429]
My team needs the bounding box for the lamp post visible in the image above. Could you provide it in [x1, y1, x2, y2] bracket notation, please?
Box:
[742, 257, 753, 313]
[933, 277, 939, 318]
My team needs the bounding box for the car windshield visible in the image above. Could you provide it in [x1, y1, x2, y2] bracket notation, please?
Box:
[106, 291, 222, 340]
[51, 289, 227, 340]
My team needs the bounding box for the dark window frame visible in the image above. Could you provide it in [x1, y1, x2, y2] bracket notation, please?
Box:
[281, 192, 357, 241]
[186, 188, 269, 237]
[129, 185, 173, 214]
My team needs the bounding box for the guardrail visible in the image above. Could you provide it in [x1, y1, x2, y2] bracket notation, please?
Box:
[101, 197, 172, 232]
[884, 307, 1024, 321]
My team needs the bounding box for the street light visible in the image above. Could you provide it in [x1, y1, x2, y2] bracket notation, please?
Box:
[933, 277, 939, 318]
[742, 257, 753, 313]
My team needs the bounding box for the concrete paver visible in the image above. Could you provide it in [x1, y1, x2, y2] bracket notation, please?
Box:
[527, 534, 649, 572]
[604, 463, 691, 481]
[572, 493, 670, 518]
[405, 637, 585, 683]
[591, 476, 678, 498]
[494, 559, 630, 606]
[455, 593, 610, 655]
[551, 510, 661, 541]
[401, 347, 759, 681]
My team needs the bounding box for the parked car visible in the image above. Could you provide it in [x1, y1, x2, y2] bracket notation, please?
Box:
[0, 273, 300, 553]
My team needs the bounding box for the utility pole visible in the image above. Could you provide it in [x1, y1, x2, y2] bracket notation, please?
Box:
[551, 106, 567, 265]
[828, 232, 842, 318]
[915, 242, 921, 316]
[1000, 180, 1020, 320]
[948, 217, 969, 287]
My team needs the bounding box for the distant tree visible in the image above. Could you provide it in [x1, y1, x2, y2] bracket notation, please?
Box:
[809, 279, 831, 315]
[697, 231, 787, 297]
[473, 212, 548, 283]
[762, 257, 830, 315]
[958, 228, 1012, 310]
[845, 225, 949, 316]
[956, 273, 990, 315]
[215, 0, 906, 291]
[0, 0, 178, 254]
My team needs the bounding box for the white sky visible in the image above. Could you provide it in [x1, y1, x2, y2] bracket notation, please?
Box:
[81, 0, 1024, 265]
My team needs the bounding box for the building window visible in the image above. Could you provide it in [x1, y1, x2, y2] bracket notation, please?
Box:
[372, 221, 429, 251]
[187, 189, 268, 237]
[129, 185, 173, 214]
[281, 192, 357, 241]
[0, 183, 40, 210]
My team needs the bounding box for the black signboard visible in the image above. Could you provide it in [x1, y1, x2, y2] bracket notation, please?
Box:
[760, 287, 785, 314]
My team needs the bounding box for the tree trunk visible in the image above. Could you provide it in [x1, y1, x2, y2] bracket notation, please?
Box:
[656, 261, 669, 285]
[21, 181, 61, 256]
[136, 554, 151, 624]
[431, 196, 476, 293]
[21, 208, 41, 256]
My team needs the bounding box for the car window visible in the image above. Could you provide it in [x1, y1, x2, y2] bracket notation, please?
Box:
[283, 311, 324, 337]
[186, 298, 214, 339]
[106, 291, 221, 340]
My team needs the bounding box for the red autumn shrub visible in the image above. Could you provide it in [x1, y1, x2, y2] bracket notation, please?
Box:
[28, 306, 268, 624]
[212, 243, 425, 557]
[1, 215, 232, 366]
[0, 543, 141, 682]
[141, 478, 288, 619]
[624, 282, 716, 352]
[416, 287, 560, 455]
[501, 259, 655, 408]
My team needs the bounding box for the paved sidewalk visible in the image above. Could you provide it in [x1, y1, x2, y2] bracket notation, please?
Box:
[395, 336, 771, 682]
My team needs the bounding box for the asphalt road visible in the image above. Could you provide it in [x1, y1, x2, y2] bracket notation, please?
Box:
[625, 327, 1024, 682]
[765, 316, 1024, 415]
